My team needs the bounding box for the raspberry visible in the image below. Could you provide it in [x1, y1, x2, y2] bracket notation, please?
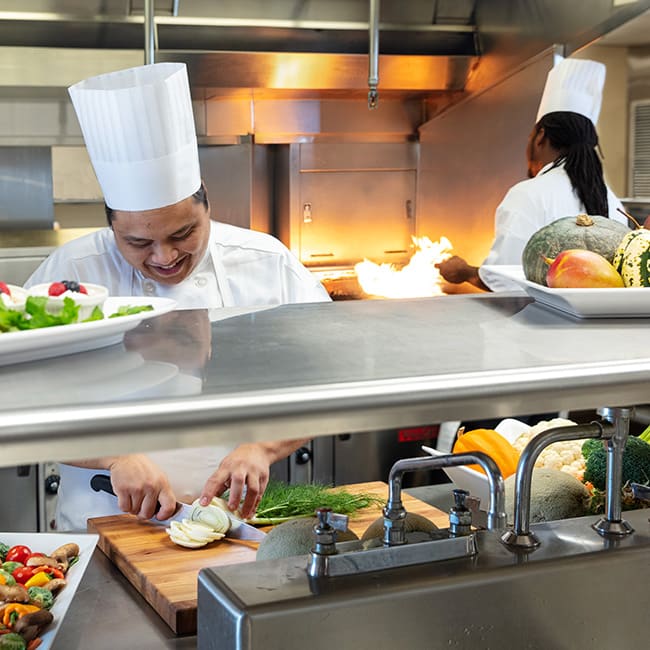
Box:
[0, 281, 10, 296]
[48, 282, 67, 296]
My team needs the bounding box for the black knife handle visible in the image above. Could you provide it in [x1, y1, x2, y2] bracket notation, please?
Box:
[90, 473, 162, 514]
[90, 473, 115, 496]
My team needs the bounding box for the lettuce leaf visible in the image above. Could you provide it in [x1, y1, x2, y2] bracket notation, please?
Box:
[1, 296, 154, 334]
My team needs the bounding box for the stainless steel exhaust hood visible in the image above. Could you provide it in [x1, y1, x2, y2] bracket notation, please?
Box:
[3, 1, 650, 100]
[0, 1, 478, 56]
[1, 0, 650, 146]
[0, 0, 480, 102]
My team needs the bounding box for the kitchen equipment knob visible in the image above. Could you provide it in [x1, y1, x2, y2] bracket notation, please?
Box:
[295, 447, 312, 465]
[45, 474, 60, 494]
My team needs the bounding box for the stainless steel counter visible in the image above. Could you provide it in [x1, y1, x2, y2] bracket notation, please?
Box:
[53, 548, 196, 650]
[3, 293, 650, 467]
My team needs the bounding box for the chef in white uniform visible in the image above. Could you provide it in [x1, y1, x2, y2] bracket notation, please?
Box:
[436, 57, 628, 292]
[25, 62, 331, 531]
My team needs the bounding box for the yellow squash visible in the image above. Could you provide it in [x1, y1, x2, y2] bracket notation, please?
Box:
[452, 428, 519, 478]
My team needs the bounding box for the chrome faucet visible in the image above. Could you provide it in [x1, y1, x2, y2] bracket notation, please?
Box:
[383, 451, 507, 546]
[592, 407, 635, 537]
[501, 407, 633, 550]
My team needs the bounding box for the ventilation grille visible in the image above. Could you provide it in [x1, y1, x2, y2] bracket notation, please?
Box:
[631, 101, 650, 197]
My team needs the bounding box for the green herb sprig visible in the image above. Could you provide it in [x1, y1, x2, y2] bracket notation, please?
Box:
[246, 480, 384, 525]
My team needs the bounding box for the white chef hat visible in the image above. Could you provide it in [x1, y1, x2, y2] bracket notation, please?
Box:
[68, 62, 201, 211]
[536, 58, 606, 126]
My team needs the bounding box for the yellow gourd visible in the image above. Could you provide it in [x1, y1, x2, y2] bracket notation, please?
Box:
[452, 428, 519, 478]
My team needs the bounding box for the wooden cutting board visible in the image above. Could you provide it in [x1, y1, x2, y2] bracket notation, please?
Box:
[88, 481, 449, 635]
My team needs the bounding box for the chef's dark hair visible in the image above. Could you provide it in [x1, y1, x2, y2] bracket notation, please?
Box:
[537, 111, 609, 218]
[104, 181, 209, 226]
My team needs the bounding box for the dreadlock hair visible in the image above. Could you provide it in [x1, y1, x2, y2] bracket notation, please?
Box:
[536, 111, 609, 218]
[104, 181, 209, 226]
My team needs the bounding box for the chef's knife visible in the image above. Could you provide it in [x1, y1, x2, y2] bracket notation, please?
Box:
[90, 473, 266, 541]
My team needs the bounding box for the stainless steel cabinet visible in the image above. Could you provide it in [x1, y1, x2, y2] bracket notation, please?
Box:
[0, 463, 59, 532]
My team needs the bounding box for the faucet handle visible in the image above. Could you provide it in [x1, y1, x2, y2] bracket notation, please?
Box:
[452, 489, 470, 509]
[465, 494, 489, 530]
[315, 508, 349, 532]
[449, 489, 473, 536]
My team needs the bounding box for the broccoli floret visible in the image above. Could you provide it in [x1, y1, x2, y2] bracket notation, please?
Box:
[27, 585, 54, 609]
[0, 542, 9, 562]
[0, 633, 26, 650]
[583, 436, 650, 491]
[581, 438, 603, 460]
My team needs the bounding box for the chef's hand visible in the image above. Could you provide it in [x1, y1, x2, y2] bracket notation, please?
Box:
[199, 439, 309, 519]
[435, 255, 478, 284]
[108, 454, 177, 521]
[436, 256, 489, 290]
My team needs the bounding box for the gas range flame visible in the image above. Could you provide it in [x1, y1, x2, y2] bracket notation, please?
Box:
[355, 236, 453, 298]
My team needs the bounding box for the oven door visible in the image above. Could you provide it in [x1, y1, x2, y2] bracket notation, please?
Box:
[0, 465, 39, 531]
[270, 426, 453, 488]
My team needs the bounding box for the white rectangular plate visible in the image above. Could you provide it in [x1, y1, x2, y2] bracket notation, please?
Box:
[482, 265, 650, 318]
[0, 532, 98, 650]
[0, 296, 177, 366]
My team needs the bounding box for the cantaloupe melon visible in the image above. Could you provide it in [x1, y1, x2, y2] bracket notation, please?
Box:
[504, 468, 589, 524]
[256, 517, 359, 561]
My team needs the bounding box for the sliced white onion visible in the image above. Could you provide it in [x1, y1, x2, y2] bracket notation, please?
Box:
[167, 517, 226, 549]
[189, 502, 231, 534]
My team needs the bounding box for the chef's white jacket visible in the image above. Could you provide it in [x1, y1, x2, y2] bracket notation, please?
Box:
[25, 220, 331, 530]
[479, 162, 627, 291]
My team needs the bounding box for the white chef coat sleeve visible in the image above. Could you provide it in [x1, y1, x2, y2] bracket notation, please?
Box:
[479, 184, 545, 292]
[281, 254, 331, 303]
[482, 184, 544, 267]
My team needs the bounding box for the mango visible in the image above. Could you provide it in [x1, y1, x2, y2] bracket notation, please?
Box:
[545, 249, 624, 288]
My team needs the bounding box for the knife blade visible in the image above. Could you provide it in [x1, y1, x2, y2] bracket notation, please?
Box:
[90, 474, 266, 541]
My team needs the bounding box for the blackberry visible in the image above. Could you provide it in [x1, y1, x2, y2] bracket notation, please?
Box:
[62, 280, 81, 293]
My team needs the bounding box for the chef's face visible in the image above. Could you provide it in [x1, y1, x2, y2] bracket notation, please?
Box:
[110, 194, 211, 285]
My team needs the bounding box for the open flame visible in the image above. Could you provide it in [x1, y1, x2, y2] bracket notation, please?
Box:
[355, 236, 453, 298]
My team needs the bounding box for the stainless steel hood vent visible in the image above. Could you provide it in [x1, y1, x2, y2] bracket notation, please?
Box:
[0, 1, 478, 56]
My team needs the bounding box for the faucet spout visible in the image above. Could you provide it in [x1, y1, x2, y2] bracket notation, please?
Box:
[501, 420, 614, 550]
[384, 452, 506, 546]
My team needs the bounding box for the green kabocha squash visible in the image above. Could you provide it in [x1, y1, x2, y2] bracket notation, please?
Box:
[612, 229, 650, 287]
[522, 214, 630, 286]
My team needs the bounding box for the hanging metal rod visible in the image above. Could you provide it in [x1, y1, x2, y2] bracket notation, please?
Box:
[368, 0, 379, 109]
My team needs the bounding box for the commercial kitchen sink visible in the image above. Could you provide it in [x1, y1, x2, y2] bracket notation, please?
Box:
[197, 508, 650, 650]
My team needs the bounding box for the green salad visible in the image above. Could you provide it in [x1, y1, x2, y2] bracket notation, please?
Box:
[0, 296, 153, 333]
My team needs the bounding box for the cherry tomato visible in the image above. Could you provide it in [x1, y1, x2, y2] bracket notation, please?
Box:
[5, 546, 31, 565]
[33, 566, 65, 580]
[25, 552, 45, 562]
[11, 566, 35, 584]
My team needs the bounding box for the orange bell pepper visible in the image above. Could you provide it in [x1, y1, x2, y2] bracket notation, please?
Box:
[452, 428, 519, 478]
[2, 603, 40, 628]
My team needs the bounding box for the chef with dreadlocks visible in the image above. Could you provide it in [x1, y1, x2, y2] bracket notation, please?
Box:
[436, 57, 628, 291]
